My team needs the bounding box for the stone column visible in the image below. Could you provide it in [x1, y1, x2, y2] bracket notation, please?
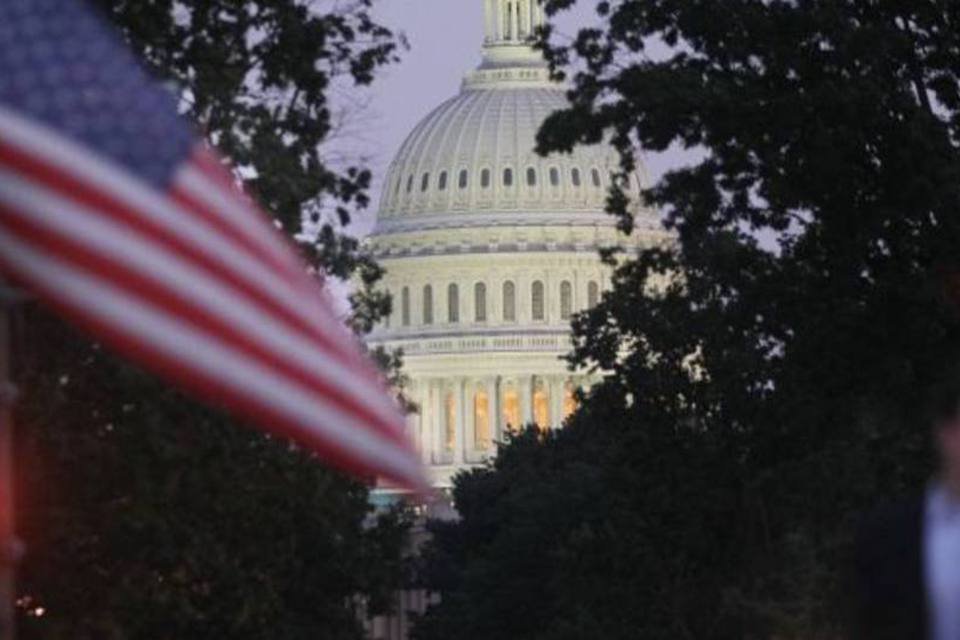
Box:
[455, 378, 467, 465]
[417, 380, 430, 464]
[519, 375, 533, 427]
[551, 376, 565, 429]
[487, 377, 500, 444]
[464, 380, 476, 461]
[431, 379, 443, 465]
[497, 0, 506, 41]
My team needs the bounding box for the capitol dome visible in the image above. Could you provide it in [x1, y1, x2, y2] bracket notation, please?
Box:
[378, 83, 635, 224]
[367, 0, 667, 490]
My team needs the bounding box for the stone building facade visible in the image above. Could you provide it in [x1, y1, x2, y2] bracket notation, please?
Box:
[366, 0, 666, 491]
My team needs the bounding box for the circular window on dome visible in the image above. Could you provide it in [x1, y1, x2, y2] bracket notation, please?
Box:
[503, 168, 514, 188]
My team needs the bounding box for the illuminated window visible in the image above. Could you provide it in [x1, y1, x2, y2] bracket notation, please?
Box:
[401, 286, 411, 326]
[481, 168, 491, 188]
[423, 285, 434, 325]
[587, 281, 600, 308]
[459, 169, 468, 189]
[474, 282, 487, 322]
[531, 280, 545, 321]
[474, 388, 491, 450]
[502, 385, 520, 432]
[503, 167, 514, 187]
[438, 171, 448, 191]
[533, 381, 550, 429]
[526, 167, 537, 186]
[549, 166, 560, 187]
[563, 381, 578, 420]
[445, 391, 456, 451]
[502, 281, 516, 322]
[448, 283, 460, 323]
[571, 167, 582, 187]
[560, 281, 573, 320]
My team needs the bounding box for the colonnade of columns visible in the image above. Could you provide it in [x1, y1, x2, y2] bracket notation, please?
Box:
[406, 374, 586, 467]
[484, 0, 545, 44]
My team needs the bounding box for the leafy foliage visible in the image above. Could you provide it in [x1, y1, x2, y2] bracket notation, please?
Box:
[416, 1, 960, 638]
[13, 1, 408, 637]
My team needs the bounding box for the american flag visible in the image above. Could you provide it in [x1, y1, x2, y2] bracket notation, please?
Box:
[0, 0, 427, 492]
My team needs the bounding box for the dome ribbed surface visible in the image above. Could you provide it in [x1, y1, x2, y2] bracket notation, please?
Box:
[377, 84, 629, 221]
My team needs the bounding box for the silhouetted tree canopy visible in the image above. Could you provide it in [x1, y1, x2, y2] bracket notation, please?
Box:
[416, 1, 960, 638]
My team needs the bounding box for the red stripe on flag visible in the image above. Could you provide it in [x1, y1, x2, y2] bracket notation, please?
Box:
[0, 201, 410, 449]
[0, 229, 426, 492]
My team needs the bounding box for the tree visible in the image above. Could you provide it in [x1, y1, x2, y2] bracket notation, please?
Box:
[13, 1, 409, 638]
[416, 1, 960, 638]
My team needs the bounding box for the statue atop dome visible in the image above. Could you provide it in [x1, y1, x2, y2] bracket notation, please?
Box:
[476, 0, 548, 72]
[483, 0, 545, 45]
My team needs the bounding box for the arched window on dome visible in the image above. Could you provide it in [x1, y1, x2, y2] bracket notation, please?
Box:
[423, 284, 434, 325]
[502, 281, 516, 322]
[503, 167, 514, 187]
[526, 167, 537, 187]
[571, 167, 582, 188]
[474, 282, 487, 322]
[401, 286, 411, 326]
[406, 174, 414, 193]
[481, 168, 491, 189]
[438, 171, 448, 191]
[531, 280, 545, 321]
[447, 283, 460, 323]
[591, 168, 602, 188]
[394, 175, 402, 196]
[459, 169, 469, 189]
[421, 172, 430, 192]
[549, 166, 560, 187]
[474, 387, 491, 450]
[560, 281, 573, 320]
[587, 280, 600, 308]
